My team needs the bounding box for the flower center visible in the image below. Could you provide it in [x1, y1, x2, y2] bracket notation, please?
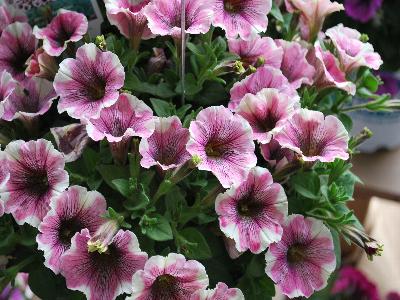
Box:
[26, 168, 49, 195]
[224, 0, 243, 13]
[151, 274, 178, 297]
[59, 217, 84, 246]
[237, 197, 262, 218]
[287, 244, 307, 264]
[205, 142, 223, 158]
[87, 79, 106, 101]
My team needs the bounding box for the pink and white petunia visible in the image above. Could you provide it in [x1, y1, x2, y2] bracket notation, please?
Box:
[236, 88, 299, 144]
[306, 42, 356, 95]
[105, 0, 153, 49]
[265, 214, 336, 298]
[260, 138, 295, 172]
[0, 70, 17, 104]
[187, 106, 257, 188]
[0, 139, 69, 227]
[37, 185, 107, 274]
[60, 228, 148, 300]
[51, 123, 90, 163]
[2, 77, 57, 122]
[0, 150, 10, 217]
[143, 0, 214, 39]
[0, 22, 36, 80]
[54, 43, 125, 120]
[285, 0, 344, 41]
[228, 36, 283, 68]
[229, 66, 299, 110]
[275, 40, 315, 89]
[128, 253, 209, 300]
[274, 109, 349, 162]
[213, 0, 272, 40]
[326, 24, 383, 73]
[139, 116, 190, 170]
[25, 47, 59, 81]
[33, 9, 88, 57]
[191, 282, 244, 300]
[215, 167, 287, 253]
[0, 3, 27, 35]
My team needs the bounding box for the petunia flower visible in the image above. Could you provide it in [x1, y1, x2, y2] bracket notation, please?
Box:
[0, 3, 27, 35]
[236, 88, 299, 144]
[0, 150, 9, 217]
[344, 0, 383, 23]
[275, 39, 315, 89]
[0, 70, 17, 105]
[0, 139, 69, 227]
[25, 47, 59, 81]
[376, 71, 399, 97]
[285, 0, 344, 41]
[0, 22, 36, 80]
[260, 138, 295, 172]
[139, 116, 190, 170]
[105, 0, 154, 50]
[215, 167, 287, 253]
[86, 93, 154, 164]
[191, 282, 245, 300]
[274, 109, 349, 162]
[326, 24, 383, 73]
[128, 253, 209, 300]
[143, 0, 214, 39]
[187, 106, 257, 188]
[54, 43, 125, 120]
[37, 185, 107, 274]
[60, 228, 148, 300]
[50, 123, 90, 163]
[229, 66, 299, 110]
[228, 36, 283, 68]
[213, 0, 272, 40]
[265, 214, 336, 298]
[306, 42, 356, 95]
[33, 9, 88, 57]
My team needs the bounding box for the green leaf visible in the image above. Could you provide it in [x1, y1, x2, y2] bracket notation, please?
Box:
[140, 214, 173, 241]
[124, 182, 150, 211]
[97, 164, 129, 188]
[179, 227, 212, 260]
[338, 113, 353, 131]
[175, 73, 203, 96]
[238, 275, 275, 299]
[124, 73, 176, 98]
[331, 228, 341, 268]
[112, 179, 130, 198]
[291, 171, 321, 200]
[270, 1, 284, 22]
[150, 98, 175, 117]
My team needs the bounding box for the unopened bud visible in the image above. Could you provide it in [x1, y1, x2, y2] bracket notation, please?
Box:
[95, 35, 107, 51]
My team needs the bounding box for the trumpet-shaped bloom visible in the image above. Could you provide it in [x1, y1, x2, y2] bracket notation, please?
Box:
[228, 36, 283, 68]
[191, 282, 244, 300]
[143, 0, 214, 39]
[187, 106, 257, 188]
[2, 77, 57, 121]
[274, 109, 349, 162]
[33, 9, 88, 57]
[86, 93, 154, 143]
[213, 0, 272, 40]
[0, 3, 27, 35]
[285, 0, 344, 41]
[54, 43, 125, 120]
[215, 167, 287, 253]
[37, 186, 107, 274]
[128, 253, 209, 300]
[265, 214, 336, 298]
[60, 228, 148, 300]
[105, 0, 153, 46]
[0, 22, 36, 80]
[326, 24, 383, 72]
[51, 123, 90, 163]
[236, 88, 299, 144]
[275, 40, 315, 89]
[344, 0, 383, 23]
[229, 66, 298, 110]
[260, 138, 295, 171]
[306, 42, 356, 95]
[139, 116, 190, 170]
[0, 139, 69, 227]
[25, 48, 59, 80]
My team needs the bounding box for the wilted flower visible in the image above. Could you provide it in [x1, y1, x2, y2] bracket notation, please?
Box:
[139, 116, 190, 170]
[33, 9, 88, 57]
[0, 3, 27, 35]
[192, 282, 245, 300]
[216, 167, 287, 253]
[228, 36, 283, 68]
[0, 22, 36, 80]
[0, 139, 69, 227]
[50, 123, 90, 163]
[344, 0, 383, 23]
[128, 253, 209, 300]
[260, 138, 296, 172]
[274, 109, 349, 162]
[213, 0, 272, 40]
[275, 39, 315, 89]
[236, 88, 299, 144]
[54, 43, 125, 120]
[187, 106, 257, 188]
[143, 0, 214, 39]
[37, 186, 107, 274]
[60, 228, 147, 300]
[146, 48, 167, 75]
[326, 24, 383, 73]
[265, 214, 336, 298]
[229, 66, 299, 110]
[25, 47, 59, 80]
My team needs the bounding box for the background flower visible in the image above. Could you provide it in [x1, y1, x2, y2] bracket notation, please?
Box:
[0, 3, 27, 35]
[344, 0, 383, 23]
